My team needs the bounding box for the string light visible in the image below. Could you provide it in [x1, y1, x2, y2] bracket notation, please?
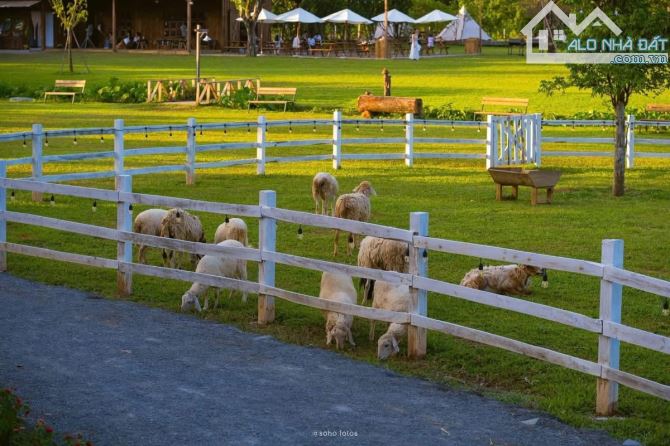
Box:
[312, 121, 316, 132]
[50, 194, 55, 206]
[128, 204, 133, 212]
[224, 215, 229, 223]
[99, 129, 104, 143]
[223, 124, 227, 134]
[356, 120, 360, 132]
[44, 132, 49, 147]
[477, 122, 481, 133]
[73, 130, 77, 145]
[380, 120, 384, 132]
[451, 121, 455, 132]
[288, 121, 293, 133]
[422, 249, 427, 258]
[423, 120, 427, 132]
[22, 134, 26, 148]
[144, 126, 148, 139]
[10, 190, 15, 202]
[92, 200, 97, 212]
[199, 125, 203, 136]
[297, 225, 303, 240]
[541, 269, 549, 288]
[169, 126, 172, 137]
[572, 120, 576, 131]
[247, 123, 251, 133]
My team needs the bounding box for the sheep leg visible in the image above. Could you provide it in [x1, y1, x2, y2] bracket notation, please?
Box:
[333, 229, 340, 256]
[369, 320, 376, 341]
[213, 289, 220, 310]
[347, 327, 356, 347]
[138, 245, 146, 264]
[314, 198, 320, 215]
[346, 233, 355, 256]
[240, 266, 248, 303]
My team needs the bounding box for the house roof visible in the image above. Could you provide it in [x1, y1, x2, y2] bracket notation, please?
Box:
[0, 1, 40, 8]
[521, 1, 621, 37]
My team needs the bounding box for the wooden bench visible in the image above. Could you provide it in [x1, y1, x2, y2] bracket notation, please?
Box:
[474, 97, 529, 119]
[248, 85, 297, 112]
[44, 80, 86, 103]
[308, 44, 333, 57]
[488, 167, 561, 205]
[646, 104, 670, 118]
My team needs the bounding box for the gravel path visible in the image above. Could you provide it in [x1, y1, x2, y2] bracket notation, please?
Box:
[0, 274, 620, 446]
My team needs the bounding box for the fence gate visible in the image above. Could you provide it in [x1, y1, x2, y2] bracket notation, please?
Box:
[486, 114, 541, 169]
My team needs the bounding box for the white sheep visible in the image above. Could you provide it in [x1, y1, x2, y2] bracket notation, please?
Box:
[357, 236, 409, 304]
[214, 217, 249, 247]
[333, 181, 377, 256]
[460, 264, 543, 296]
[133, 208, 168, 264]
[319, 272, 357, 350]
[159, 208, 206, 270]
[369, 281, 410, 360]
[180, 239, 248, 312]
[312, 172, 339, 216]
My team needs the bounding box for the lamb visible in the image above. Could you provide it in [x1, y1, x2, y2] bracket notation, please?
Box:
[357, 236, 409, 304]
[214, 217, 249, 247]
[133, 208, 168, 264]
[333, 181, 377, 256]
[180, 239, 248, 312]
[319, 272, 357, 350]
[159, 208, 206, 270]
[312, 172, 339, 216]
[369, 281, 410, 360]
[460, 264, 543, 296]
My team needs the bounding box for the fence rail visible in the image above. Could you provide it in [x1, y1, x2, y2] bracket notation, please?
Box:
[0, 169, 668, 410]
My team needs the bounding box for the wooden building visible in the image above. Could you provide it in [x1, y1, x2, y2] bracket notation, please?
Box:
[0, 0, 50, 49]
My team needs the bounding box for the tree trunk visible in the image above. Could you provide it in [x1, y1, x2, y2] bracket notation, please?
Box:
[612, 100, 626, 196]
[244, 20, 257, 57]
[66, 29, 73, 73]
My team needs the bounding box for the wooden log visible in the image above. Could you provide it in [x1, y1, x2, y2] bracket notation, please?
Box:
[357, 95, 423, 117]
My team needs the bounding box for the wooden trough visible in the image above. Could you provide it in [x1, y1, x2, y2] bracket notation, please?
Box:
[357, 94, 423, 118]
[488, 167, 562, 205]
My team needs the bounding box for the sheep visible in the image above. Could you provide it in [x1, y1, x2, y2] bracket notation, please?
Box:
[460, 264, 543, 296]
[319, 272, 357, 350]
[133, 208, 168, 264]
[333, 181, 377, 257]
[180, 239, 248, 312]
[357, 236, 409, 304]
[159, 208, 206, 270]
[214, 217, 249, 247]
[369, 281, 410, 360]
[312, 172, 339, 216]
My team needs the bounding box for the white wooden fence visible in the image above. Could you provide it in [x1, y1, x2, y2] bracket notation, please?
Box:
[0, 164, 668, 415]
[0, 113, 668, 192]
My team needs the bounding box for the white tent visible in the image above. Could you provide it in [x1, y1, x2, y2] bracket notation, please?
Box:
[437, 6, 491, 41]
[414, 9, 457, 24]
[373, 23, 394, 39]
[322, 9, 372, 25]
[275, 7, 324, 24]
[371, 9, 415, 24]
[236, 9, 279, 54]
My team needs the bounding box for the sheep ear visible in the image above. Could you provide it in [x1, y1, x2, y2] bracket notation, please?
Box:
[392, 337, 400, 353]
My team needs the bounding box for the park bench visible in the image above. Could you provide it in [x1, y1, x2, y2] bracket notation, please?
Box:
[248, 83, 297, 112]
[646, 104, 670, 120]
[474, 97, 529, 119]
[308, 44, 333, 57]
[44, 80, 86, 103]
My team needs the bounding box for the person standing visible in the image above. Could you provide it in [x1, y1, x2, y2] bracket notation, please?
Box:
[409, 29, 420, 61]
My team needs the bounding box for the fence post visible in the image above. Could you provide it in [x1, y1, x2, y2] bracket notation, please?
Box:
[0, 161, 7, 272]
[114, 119, 125, 180]
[332, 110, 342, 170]
[186, 117, 196, 185]
[596, 239, 623, 416]
[257, 115, 266, 175]
[626, 115, 635, 169]
[486, 115, 496, 169]
[258, 190, 276, 325]
[405, 113, 414, 167]
[116, 174, 133, 296]
[534, 114, 543, 167]
[31, 123, 43, 202]
[408, 211, 428, 359]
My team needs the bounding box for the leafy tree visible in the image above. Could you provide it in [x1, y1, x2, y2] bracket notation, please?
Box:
[233, 0, 263, 56]
[49, 0, 88, 72]
[540, 0, 670, 196]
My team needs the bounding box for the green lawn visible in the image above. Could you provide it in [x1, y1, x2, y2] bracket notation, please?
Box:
[0, 50, 669, 445]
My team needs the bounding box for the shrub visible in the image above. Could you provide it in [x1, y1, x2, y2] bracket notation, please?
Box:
[219, 87, 256, 109]
[94, 77, 147, 103]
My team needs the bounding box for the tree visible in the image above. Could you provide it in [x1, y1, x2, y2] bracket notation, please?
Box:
[233, 0, 262, 56]
[50, 0, 88, 73]
[540, 0, 670, 196]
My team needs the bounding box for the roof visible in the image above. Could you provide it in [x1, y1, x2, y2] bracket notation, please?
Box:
[0, 1, 40, 8]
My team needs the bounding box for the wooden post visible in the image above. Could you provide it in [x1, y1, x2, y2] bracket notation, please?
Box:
[257, 115, 266, 175]
[486, 115, 496, 169]
[0, 161, 7, 272]
[332, 110, 342, 170]
[116, 175, 133, 296]
[408, 211, 428, 359]
[186, 117, 196, 185]
[146, 80, 152, 103]
[405, 113, 414, 167]
[626, 115, 635, 169]
[596, 239, 623, 415]
[186, 0, 192, 54]
[113, 119, 125, 179]
[31, 123, 43, 202]
[39, 1, 46, 50]
[258, 190, 276, 325]
[112, 0, 116, 53]
[534, 113, 542, 167]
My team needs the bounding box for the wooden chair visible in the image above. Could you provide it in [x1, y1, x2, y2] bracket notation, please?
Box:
[44, 80, 86, 104]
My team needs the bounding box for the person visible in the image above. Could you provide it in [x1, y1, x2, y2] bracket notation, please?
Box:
[307, 35, 316, 48]
[314, 33, 322, 45]
[292, 34, 301, 54]
[426, 33, 435, 55]
[274, 34, 283, 55]
[103, 32, 112, 49]
[83, 23, 95, 48]
[409, 29, 420, 61]
[116, 32, 131, 49]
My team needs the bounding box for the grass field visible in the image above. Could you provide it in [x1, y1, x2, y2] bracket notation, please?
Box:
[0, 50, 669, 445]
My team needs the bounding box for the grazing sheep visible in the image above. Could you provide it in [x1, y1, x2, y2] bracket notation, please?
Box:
[159, 208, 206, 270]
[312, 172, 339, 216]
[180, 240, 248, 312]
[369, 281, 410, 360]
[214, 217, 249, 247]
[133, 208, 168, 264]
[333, 181, 377, 257]
[357, 236, 409, 304]
[460, 264, 543, 296]
[319, 272, 357, 350]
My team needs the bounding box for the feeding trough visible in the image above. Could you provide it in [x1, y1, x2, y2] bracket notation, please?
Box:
[488, 167, 561, 205]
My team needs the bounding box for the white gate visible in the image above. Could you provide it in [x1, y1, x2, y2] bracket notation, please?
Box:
[486, 114, 542, 169]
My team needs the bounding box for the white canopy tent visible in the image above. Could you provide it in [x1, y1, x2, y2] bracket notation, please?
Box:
[275, 7, 324, 38]
[414, 9, 457, 24]
[371, 9, 415, 24]
[437, 6, 491, 41]
[235, 8, 279, 54]
[322, 9, 372, 41]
